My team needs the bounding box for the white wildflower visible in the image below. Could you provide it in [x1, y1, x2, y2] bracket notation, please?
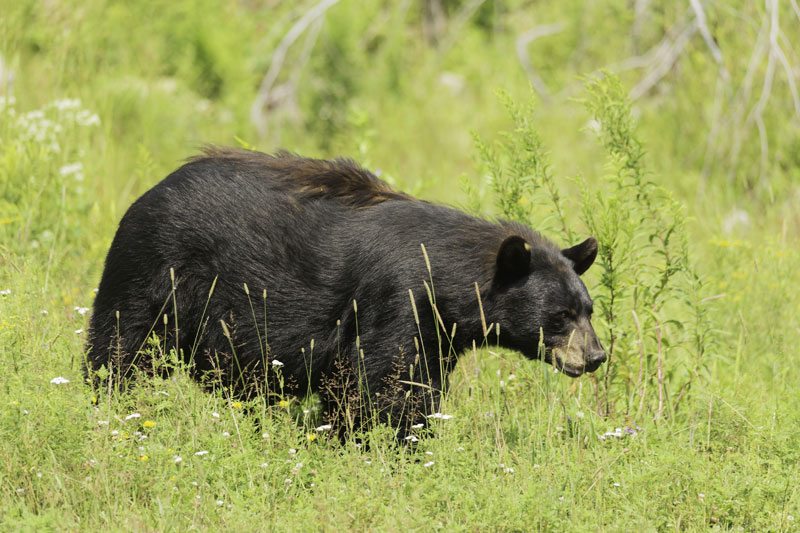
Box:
[404, 435, 418, 443]
[173, 455, 183, 464]
[75, 109, 100, 126]
[0, 289, 11, 295]
[194, 450, 209, 456]
[271, 359, 284, 368]
[74, 329, 84, 335]
[50, 376, 70, 385]
[423, 461, 434, 468]
[427, 412, 453, 420]
[315, 424, 332, 432]
[59, 163, 84, 180]
[73, 306, 90, 315]
[51, 98, 81, 111]
[124, 413, 141, 420]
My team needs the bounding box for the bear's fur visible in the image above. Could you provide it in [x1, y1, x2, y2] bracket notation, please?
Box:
[86, 148, 605, 434]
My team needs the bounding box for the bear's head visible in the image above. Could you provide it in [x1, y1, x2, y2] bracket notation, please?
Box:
[490, 235, 606, 377]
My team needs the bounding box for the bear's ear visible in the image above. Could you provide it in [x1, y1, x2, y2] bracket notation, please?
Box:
[561, 237, 598, 276]
[495, 235, 531, 283]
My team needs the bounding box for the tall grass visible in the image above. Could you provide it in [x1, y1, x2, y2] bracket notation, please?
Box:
[1, 0, 798, 529]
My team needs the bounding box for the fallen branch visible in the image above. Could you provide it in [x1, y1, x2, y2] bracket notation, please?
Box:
[515, 22, 565, 100]
[629, 20, 697, 100]
[689, 0, 729, 80]
[250, 0, 340, 136]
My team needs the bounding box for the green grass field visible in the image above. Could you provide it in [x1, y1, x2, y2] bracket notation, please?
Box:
[1, 1, 799, 530]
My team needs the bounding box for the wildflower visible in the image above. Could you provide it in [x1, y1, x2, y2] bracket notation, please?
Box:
[73, 306, 90, 315]
[411, 423, 424, 429]
[231, 401, 243, 409]
[315, 424, 332, 432]
[288, 448, 297, 455]
[139, 455, 149, 462]
[125, 413, 141, 421]
[425, 451, 433, 456]
[0, 289, 10, 295]
[51, 98, 81, 111]
[211, 412, 220, 418]
[194, 450, 209, 456]
[260, 462, 269, 468]
[222, 431, 230, 438]
[173, 455, 182, 464]
[60, 163, 84, 180]
[423, 461, 434, 467]
[143, 420, 156, 429]
[41, 310, 48, 315]
[612, 482, 620, 487]
[74, 328, 84, 335]
[75, 110, 100, 126]
[97, 420, 109, 426]
[427, 412, 453, 420]
[271, 359, 284, 368]
[306, 433, 317, 442]
[278, 400, 290, 409]
[110, 430, 119, 437]
[50, 376, 70, 385]
[404, 435, 419, 443]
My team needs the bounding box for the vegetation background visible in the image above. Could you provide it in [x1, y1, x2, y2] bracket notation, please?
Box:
[1, 0, 798, 530]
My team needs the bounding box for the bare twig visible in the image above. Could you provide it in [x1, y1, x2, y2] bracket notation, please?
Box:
[690, 0, 729, 80]
[630, 20, 697, 100]
[745, 0, 779, 183]
[250, 0, 340, 136]
[631, 0, 652, 53]
[515, 22, 565, 100]
[440, 0, 488, 52]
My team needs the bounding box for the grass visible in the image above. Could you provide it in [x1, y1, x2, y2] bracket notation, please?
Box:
[1, 0, 799, 530]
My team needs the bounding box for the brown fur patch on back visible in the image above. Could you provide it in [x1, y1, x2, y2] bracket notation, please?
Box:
[190, 146, 412, 207]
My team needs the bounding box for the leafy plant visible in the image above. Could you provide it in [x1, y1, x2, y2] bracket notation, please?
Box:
[473, 75, 717, 419]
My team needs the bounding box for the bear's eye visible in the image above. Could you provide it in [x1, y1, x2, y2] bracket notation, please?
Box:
[558, 310, 576, 321]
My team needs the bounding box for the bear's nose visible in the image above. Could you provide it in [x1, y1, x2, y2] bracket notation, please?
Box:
[585, 350, 607, 372]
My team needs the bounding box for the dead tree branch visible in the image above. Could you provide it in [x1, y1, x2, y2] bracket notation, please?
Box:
[251, 0, 340, 136]
[629, 20, 697, 100]
[690, 0, 729, 80]
[515, 22, 565, 100]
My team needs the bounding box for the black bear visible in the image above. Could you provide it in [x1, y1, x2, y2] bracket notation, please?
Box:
[86, 148, 605, 433]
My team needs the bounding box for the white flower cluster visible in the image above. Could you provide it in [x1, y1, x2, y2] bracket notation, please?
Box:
[2, 97, 100, 155]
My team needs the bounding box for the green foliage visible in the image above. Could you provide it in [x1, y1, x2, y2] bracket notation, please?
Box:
[474, 77, 717, 419]
[0, 0, 798, 529]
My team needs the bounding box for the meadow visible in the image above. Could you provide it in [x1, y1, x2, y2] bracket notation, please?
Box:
[1, 1, 799, 530]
